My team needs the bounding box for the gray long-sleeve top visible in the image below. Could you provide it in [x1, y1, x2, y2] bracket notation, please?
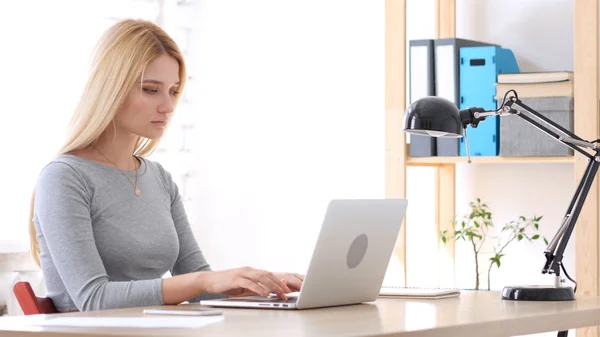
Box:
[33, 154, 224, 312]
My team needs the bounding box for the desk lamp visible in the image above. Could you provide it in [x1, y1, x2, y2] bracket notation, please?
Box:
[403, 90, 599, 301]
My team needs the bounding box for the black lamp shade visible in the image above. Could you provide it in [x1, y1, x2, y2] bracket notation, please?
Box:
[403, 96, 463, 138]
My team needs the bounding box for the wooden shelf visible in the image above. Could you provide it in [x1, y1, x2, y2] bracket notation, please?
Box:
[407, 156, 575, 166]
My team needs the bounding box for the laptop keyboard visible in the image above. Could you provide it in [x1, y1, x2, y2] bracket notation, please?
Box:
[221, 296, 298, 304]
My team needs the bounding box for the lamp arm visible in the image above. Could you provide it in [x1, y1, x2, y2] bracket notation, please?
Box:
[542, 157, 600, 277]
[461, 96, 600, 279]
[505, 98, 600, 278]
[461, 98, 596, 158]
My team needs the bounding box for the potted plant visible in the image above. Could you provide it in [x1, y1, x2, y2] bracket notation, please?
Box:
[440, 198, 547, 291]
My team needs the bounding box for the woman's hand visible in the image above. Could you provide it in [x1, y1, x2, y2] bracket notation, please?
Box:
[200, 267, 293, 299]
[274, 272, 304, 292]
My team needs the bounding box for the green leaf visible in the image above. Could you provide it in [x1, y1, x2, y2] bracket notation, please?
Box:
[489, 256, 502, 268]
[534, 223, 539, 230]
[531, 234, 540, 240]
[441, 236, 447, 243]
[474, 221, 480, 228]
[518, 234, 523, 241]
[544, 237, 549, 245]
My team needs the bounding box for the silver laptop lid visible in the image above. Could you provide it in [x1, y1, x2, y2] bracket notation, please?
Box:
[295, 199, 407, 309]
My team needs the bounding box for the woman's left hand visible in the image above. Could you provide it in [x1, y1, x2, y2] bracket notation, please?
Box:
[274, 272, 304, 292]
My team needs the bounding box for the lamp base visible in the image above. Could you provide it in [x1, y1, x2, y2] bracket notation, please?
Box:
[501, 285, 575, 301]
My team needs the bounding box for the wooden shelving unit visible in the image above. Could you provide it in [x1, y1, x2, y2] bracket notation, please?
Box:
[386, 1, 599, 335]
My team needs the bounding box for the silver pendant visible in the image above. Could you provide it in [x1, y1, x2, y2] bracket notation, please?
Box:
[135, 188, 141, 197]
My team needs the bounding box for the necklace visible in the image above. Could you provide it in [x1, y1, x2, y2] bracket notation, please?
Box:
[92, 146, 141, 197]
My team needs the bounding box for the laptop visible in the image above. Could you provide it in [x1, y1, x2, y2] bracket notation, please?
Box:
[201, 199, 408, 310]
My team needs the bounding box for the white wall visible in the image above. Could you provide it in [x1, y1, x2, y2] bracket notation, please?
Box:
[457, 0, 574, 72]
[180, 0, 385, 275]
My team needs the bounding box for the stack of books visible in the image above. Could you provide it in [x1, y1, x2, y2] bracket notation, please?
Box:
[495, 71, 573, 99]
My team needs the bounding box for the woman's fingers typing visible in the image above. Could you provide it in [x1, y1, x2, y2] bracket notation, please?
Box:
[264, 272, 293, 294]
[284, 275, 303, 291]
[206, 267, 300, 299]
[241, 268, 291, 299]
[237, 278, 267, 297]
[273, 272, 304, 292]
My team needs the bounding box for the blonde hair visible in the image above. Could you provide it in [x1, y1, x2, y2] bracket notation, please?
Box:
[29, 19, 187, 265]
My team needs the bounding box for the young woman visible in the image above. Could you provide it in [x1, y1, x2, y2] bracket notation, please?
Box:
[29, 19, 303, 312]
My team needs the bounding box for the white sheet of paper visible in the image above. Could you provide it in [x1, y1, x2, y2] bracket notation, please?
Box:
[37, 316, 224, 329]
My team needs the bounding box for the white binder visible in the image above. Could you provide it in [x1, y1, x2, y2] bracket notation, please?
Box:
[408, 39, 436, 157]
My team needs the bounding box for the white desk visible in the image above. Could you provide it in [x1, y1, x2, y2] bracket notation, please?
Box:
[1, 291, 600, 336]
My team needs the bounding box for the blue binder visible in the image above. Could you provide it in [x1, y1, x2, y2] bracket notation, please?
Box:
[433, 38, 497, 156]
[459, 46, 519, 156]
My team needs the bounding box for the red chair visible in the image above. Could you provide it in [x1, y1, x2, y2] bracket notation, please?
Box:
[13, 281, 58, 315]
